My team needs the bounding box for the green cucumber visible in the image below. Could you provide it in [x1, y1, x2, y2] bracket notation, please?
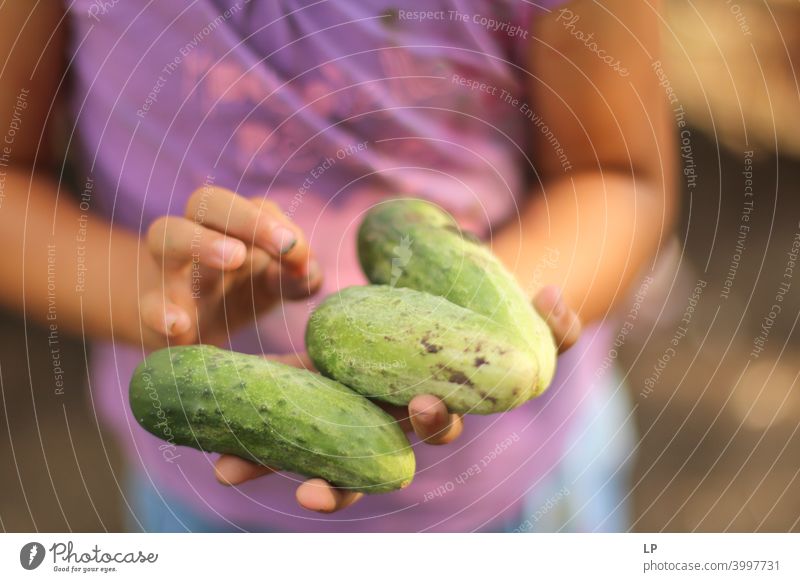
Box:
[130, 198, 557, 491]
[129, 345, 415, 493]
[307, 198, 558, 413]
[307, 285, 537, 414]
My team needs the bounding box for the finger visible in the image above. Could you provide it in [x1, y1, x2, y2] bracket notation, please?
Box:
[534, 285, 582, 354]
[408, 394, 464, 445]
[295, 478, 363, 513]
[235, 252, 321, 315]
[147, 216, 247, 271]
[239, 245, 271, 277]
[259, 252, 323, 301]
[250, 198, 314, 272]
[214, 454, 276, 486]
[184, 186, 314, 272]
[140, 290, 193, 337]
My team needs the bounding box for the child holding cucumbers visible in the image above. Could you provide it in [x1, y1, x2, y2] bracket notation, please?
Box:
[0, 0, 675, 531]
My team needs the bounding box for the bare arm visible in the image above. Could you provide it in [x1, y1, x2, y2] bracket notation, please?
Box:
[0, 2, 151, 343]
[493, 0, 677, 324]
[0, 4, 317, 348]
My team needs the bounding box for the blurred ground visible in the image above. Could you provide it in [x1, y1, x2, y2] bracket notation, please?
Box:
[0, 311, 126, 531]
[1, 128, 798, 532]
[624, 131, 800, 532]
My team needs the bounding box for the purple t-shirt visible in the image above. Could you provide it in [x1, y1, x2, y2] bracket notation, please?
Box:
[66, 0, 609, 531]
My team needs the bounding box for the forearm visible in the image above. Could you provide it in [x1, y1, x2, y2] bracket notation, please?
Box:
[507, 0, 676, 325]
[493, 171, 673, 325]
[0, 166, 151, 344]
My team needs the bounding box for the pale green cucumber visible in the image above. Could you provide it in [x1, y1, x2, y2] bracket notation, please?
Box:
[307, 285, 537, 414]
[307, 198, 558, 413]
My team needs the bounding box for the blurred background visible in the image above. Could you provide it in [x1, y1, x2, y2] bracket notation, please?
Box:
[1, 0, 799, 531]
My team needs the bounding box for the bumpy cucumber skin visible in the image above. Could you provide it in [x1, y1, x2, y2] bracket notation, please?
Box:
[339, 198, 556, 411]
[129, 345, 415, 493]
[307, 286, 537, 414]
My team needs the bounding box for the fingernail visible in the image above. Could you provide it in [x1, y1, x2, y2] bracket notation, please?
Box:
[415, 409, 435, 424]
[165, 307, 189, 334]
[552, 291, 566, 318]
[212, 238, 245, 267]
[270, 226, 297, 255]
[305, 259, 321, 281]
[214, 464, 233, 486]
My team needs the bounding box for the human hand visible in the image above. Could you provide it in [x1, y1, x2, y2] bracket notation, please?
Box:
[138, 186, 321, 348]
[214, 286, 581, 514]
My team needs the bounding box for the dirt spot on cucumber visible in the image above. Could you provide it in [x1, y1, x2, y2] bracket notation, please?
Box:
[420, 333, 442, 354]
[433, 363, 475, 387]
[478, 392, 498, 406]
[448, 370, 473, 386]
[474, 357, 488, 367]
